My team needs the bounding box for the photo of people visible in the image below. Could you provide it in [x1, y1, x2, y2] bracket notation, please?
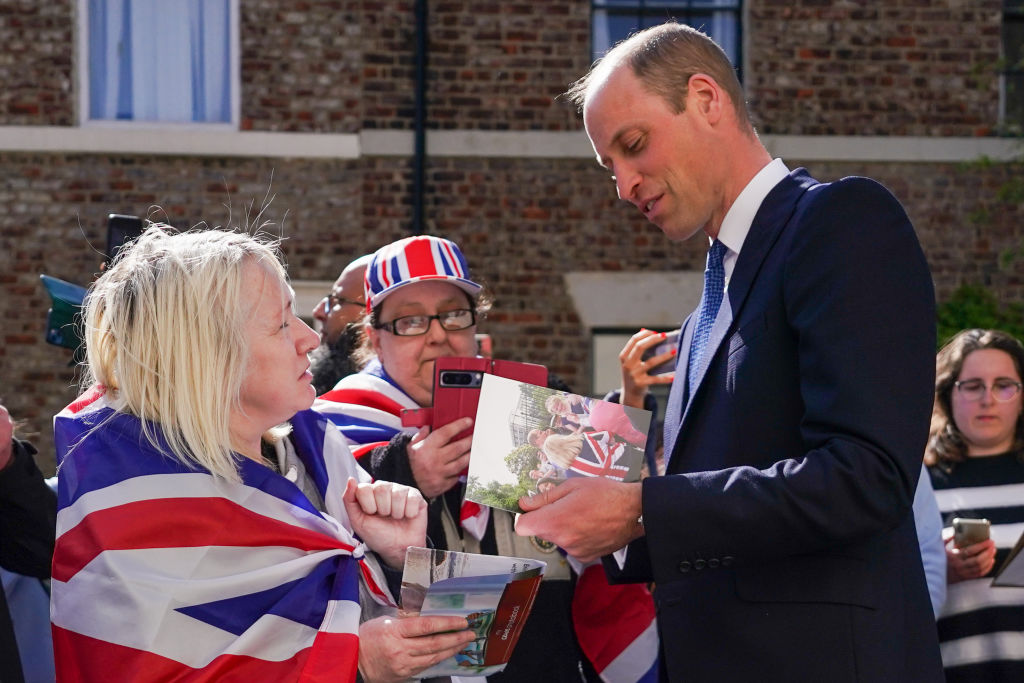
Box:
[466, 374, 651, 512]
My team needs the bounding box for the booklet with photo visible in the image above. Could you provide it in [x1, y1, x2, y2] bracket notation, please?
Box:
[992, 529, 1024, 587]
[399, 546, 546, 678]
[465, 373, 652, 514]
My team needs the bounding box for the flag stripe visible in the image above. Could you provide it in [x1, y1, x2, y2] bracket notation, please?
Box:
[54, 496, 352, 583]
[318, 388, 405, 417]
[53, 625, 359, 683]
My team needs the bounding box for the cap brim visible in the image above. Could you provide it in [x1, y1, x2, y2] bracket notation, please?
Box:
[369, 275, 482, 310]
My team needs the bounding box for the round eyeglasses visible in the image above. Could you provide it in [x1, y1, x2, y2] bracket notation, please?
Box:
[374, 309, 476, 336]
[954, 378, 1023, 402]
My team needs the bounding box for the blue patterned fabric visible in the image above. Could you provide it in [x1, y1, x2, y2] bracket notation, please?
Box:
[687, 240, 728, 397]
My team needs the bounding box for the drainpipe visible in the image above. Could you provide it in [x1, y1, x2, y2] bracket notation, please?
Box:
[411, 0, 427, 234]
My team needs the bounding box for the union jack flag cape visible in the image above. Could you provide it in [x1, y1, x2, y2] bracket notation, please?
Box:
[51, 386, 393, 683]
[315, 360, 489, 541]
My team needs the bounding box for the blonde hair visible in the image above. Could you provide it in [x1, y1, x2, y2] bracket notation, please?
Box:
[544, 394, 570, 416]
[541, 432, 583, 470]
[82, 225, 286, 481]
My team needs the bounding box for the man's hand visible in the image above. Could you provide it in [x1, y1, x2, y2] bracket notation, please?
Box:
[515, 477, 644, 563]
[619, 329, 675, 409]
[358, 614, 475, 683]
[343, 478, 427, 569]
[0, 405, 14, 471]
[407, 417, 473, 498]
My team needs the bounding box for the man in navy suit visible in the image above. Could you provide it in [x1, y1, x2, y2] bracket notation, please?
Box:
[516, 23, 943, 681]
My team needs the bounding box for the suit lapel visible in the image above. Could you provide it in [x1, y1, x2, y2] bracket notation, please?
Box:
[665, 170, 818, 470]
[723, 170, 817, 323]
[663, 313, 695, 460]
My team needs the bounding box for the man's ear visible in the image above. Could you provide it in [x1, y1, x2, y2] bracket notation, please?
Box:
[687, 73, 723, 124]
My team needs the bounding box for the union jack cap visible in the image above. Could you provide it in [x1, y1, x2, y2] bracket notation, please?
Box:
[364, 235, 481, 311]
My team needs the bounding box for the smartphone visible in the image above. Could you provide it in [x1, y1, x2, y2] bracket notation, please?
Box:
[641, 329, 681, 375]
[952, 517, 991, 548]
[401, 356, 548, 440]
[105, 214, 145, 265]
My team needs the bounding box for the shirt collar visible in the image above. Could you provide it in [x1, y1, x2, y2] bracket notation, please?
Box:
[715, 158, 790, 256]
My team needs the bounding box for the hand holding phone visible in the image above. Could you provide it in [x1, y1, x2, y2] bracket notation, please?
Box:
[619, 329, 678, 409]
[640, 329, 681, 376]
[948, 517, 996, 583]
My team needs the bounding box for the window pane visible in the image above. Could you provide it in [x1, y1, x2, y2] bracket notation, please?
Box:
[591, 0, 742, 70]
[87, 0, 232, 123]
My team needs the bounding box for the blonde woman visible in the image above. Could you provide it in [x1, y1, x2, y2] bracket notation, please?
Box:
[50, 226, 471, 682]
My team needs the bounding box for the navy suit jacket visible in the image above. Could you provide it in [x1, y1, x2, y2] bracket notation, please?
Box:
[607, 170, 943, 682]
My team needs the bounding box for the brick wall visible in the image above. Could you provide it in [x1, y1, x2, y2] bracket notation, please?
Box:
[0, 1, 74, 126]
[747, 0, 1003, 136]
[2, 1, 1009, 135]
[240, 0, 364, 132]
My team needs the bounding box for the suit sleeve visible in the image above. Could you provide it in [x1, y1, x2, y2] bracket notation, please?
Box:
[0, 439, 57, 578]
[638, 178, 936, 578]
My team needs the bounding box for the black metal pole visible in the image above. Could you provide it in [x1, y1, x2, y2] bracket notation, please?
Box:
[411, 0, 427, 235]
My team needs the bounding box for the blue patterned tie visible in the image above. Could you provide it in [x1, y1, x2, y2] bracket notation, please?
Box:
[687, 240, 727, 397]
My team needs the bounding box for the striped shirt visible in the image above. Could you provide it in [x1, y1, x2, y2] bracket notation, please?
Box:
[930, 452, 1024, 682]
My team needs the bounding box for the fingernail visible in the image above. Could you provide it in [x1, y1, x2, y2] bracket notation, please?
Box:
[670, 348, 677, 356]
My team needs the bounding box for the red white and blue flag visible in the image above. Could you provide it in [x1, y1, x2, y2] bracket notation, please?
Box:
[570, 558, 660, 683]
[315, 361, 490, 541]
[51, 387, 393, 682]
[569, 431, 632, 481]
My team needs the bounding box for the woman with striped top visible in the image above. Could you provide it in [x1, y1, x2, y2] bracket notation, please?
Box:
[926, 328, 1024, 682]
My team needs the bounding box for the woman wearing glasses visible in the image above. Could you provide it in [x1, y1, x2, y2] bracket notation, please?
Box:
[317, 235, 600, 682]
[925, 328, 1024, 682]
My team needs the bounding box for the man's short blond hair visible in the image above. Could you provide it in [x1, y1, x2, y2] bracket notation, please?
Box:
[565, 22, 751, 130]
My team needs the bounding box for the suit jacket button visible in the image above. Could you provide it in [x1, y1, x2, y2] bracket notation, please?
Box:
[722, 556, 734, 567]
[708, 558, 720, 569]
[678, 560, 692, 573]
[694, 559, 706, 571]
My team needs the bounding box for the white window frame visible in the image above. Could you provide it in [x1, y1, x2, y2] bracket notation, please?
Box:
[76, 0, 241, 130]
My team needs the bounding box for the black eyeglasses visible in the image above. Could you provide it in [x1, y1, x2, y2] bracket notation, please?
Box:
[375, 309, 476, 337]
[321, 293, 365, 315]
[954, 378, 1023, 402]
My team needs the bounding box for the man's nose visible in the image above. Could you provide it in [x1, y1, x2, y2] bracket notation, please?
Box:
[312, 297, 328, 323]
[615, 166, 640, 203]
[424, 316, 448, 342]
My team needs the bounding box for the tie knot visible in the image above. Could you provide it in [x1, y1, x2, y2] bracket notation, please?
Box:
[709, 239, 726, 262]
[706, 240, 727, 274]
